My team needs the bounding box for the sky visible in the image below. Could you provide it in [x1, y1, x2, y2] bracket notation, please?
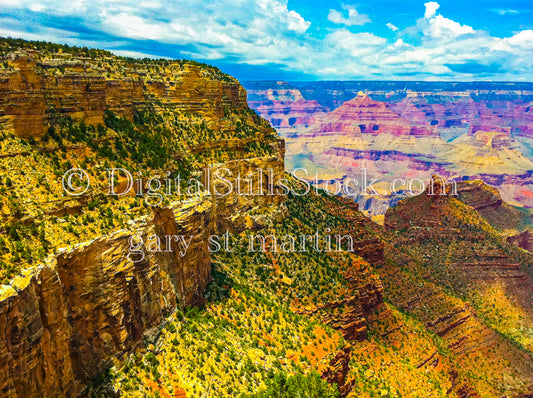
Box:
[0, 0, 532, 81]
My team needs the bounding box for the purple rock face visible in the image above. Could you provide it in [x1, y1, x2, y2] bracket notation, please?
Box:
[244, 81, 533, 213]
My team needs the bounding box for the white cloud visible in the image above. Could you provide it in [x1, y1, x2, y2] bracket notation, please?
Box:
[386, 22, 399, 32]
[1, 0, 533, 81]
[424, 2, 440, 18]
[328, 5, 371, 26]
[427, 15, 474, 38]
[491, 9, 519, 16]
[507, 30, 533, 50]
[287, 10, 311, 32]
[327, 29, 386, 57]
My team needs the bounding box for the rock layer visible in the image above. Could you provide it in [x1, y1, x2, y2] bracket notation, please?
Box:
[0, 54, 248, 138]
[0, 42, 288, 397]
[0, 197, 212, 397]
[246, 81, 533, 213]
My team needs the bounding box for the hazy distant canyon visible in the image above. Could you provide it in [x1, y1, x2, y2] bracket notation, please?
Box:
[243, 81, 533, 215]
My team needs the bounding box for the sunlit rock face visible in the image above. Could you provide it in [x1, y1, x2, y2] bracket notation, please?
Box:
[0, 42, 288, 397]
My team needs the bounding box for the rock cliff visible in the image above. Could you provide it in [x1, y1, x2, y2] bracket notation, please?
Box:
[0, 197, 212, 396]
[0, 39, 288, 397]
[2, 40, 533, 398]
[507, 230, 533, 253]
[0, 51, 248, 138]
[381, 180, 533, 395]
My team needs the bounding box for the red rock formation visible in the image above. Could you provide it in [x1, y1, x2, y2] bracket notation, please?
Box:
[0, 198, 212, 396]
[244, 83, 330, 137]
[0, 55, 248, 137]
[303, 93, 438, 138]
[321, 346, 354, 396]
[0, 43, 288, 397]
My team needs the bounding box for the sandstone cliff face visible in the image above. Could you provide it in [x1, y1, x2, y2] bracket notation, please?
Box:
[0, 42, 289, 397]
[0, 53, 248, 138]
[0, 197, 213, 397]
[204, 146, 287, 234]
[0, 265, 75, 397]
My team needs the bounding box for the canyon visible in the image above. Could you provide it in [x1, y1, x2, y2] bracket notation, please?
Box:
[0, 39, 288, 396]
[1, 39, 533, 397]
[244, 81, 533, 215]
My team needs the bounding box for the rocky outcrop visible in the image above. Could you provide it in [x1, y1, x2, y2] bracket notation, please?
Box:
[303, 92, 438, 138]
[204, 146, 287, 233]
[456, 179, 503, 210]
[0, 41, 289, 397]
[0, 196, 212, 397]
[246, 81, 533, 214]
[243, 81, 329, 138]
[0, 53, 248, 138]
[322, 346, 353, 397]
[508, 230, 533, 252]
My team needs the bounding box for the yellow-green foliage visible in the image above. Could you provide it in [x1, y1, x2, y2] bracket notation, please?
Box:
[112, 289, 342, 398]
[0, 102, 274, 284]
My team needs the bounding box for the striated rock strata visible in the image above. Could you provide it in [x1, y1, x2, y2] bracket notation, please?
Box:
[0, 40, 289, 397]
[0, 54, 248, 137]
[0, 197, 212, 397]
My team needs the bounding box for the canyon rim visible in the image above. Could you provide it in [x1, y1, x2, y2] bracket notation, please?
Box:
[0, 0, 533, 397]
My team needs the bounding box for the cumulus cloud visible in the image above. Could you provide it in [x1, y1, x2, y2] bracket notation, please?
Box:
[386, 23, 399, 32]
[328, 5, 371, 26]
[507, 30, 533, 50]
[0, 0, 532, 81]
[0, 0, 314, 67]
[427, 15, 474, 38]
[424, 2, 440, 18]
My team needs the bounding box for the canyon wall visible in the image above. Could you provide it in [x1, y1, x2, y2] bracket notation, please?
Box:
[0, 42, 288, 397]
[245, 80, 533, 214]
[0, 197, 212, 397]
[0, 53, 248, 137]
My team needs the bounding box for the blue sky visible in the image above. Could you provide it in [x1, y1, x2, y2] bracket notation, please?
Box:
[0, 0, 532, 81]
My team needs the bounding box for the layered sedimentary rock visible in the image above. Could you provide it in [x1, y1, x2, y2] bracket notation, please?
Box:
[321, 346, 353, 396]
[243, 81, 329, 138]
[298, 260, 384, 343]
[246, 81, 533, 214]
[3, 42, 533, 398]
[0, 41, 288, 397]
[303, 92, 438, 138]
[291, 81, 533, 140]
[0, 53, 248, 138]
[204, 146, 287, 233]
[0, 197, 212, 397]
[380, 180, 533, 395]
